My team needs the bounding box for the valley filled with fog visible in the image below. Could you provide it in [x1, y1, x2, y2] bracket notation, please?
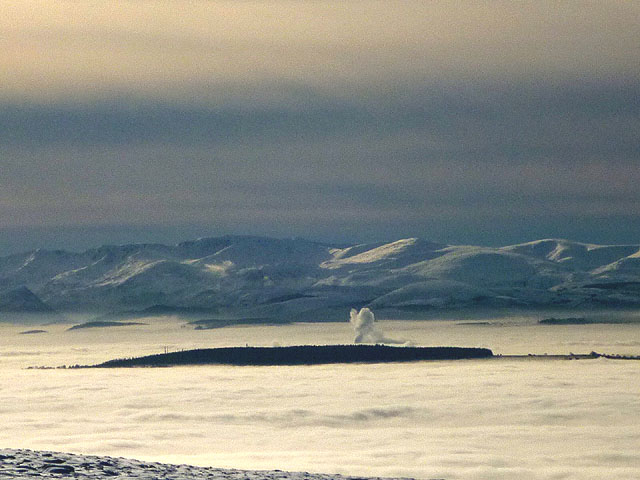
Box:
[1, 315, 639, 480]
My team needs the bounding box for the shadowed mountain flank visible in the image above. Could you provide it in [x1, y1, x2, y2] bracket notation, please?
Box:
[0, 286, 53, 313]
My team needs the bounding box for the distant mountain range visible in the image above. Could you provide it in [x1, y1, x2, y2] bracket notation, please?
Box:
[1, 235, 639, 320]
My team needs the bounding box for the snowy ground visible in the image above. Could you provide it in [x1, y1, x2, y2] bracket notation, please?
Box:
[0, 449, 414, 480]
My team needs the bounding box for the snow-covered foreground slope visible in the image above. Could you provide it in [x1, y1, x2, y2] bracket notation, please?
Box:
[0, 449, 412, 480]
[1, 235, 639, 318]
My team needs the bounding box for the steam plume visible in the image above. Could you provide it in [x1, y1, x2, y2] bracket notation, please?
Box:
[349, 307, 406, 344]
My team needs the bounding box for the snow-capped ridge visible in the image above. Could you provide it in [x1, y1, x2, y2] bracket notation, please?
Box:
[1, 235, 639, 316]
[502, 238, 639, 271]
[322, 238, 444, 269]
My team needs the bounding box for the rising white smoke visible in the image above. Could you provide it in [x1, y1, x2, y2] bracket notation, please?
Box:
[349, 307, 407, 344]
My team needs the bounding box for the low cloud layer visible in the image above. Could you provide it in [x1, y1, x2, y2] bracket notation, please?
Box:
[2, 320, 639, 480]
[1, 82, 639, 250]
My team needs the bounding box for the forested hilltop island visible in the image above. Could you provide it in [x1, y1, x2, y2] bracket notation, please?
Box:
[90, 345, 494, 368]
[1, 235, 639, 320]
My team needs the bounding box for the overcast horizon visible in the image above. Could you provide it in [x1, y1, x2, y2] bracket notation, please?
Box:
[2, 1, 639, 254]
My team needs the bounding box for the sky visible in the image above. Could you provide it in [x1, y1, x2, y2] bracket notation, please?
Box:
[1, 1, 639, 253]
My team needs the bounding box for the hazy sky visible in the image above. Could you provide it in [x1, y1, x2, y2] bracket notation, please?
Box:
[1, 1, 639, 252]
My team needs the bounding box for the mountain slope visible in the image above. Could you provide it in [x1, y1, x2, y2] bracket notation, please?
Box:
[0, 286, 53, 313]
[1, 236, 639, 318]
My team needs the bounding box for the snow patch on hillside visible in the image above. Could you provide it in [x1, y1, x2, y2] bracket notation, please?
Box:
[323, 238, 418, 267]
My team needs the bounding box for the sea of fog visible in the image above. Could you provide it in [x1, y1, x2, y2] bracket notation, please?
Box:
[1, 314, 639, 480]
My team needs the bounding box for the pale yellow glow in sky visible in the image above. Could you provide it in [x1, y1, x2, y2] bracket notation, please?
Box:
[2, 1, 638, 102]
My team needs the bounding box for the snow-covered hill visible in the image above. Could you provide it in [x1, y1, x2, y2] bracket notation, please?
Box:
[1, 235, 639, 318]
[0, 449, 410, 480]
